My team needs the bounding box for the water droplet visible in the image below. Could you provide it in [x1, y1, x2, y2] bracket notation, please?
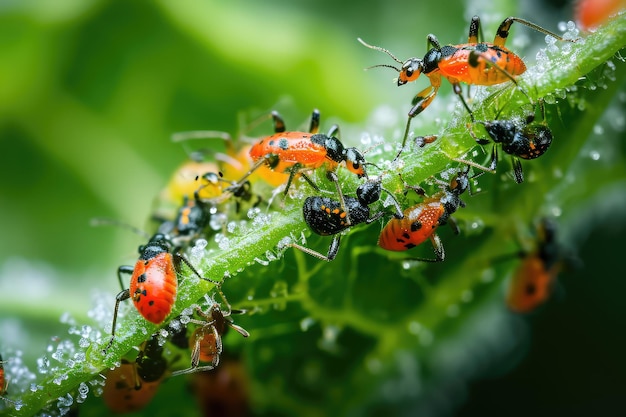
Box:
[550, 206, 563, 217]
[299, 317, 315, 331]
[57, 393, 74, 407]
[589, 150, 600, 160]
[318, 325, 341, 352]
[77, 382, 89, 402]
[254, 257, 269, 266]
[53, 373, 69, 385]
[247, 207, 261, 219]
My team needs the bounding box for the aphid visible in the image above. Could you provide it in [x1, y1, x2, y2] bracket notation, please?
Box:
[378, 167, 470, 262]
[287, 171, 403, 261]
[507, 218, 565, 313]
[359, 16, 573, 157]
[228, 109, 368, 195]
[172, 289, 249, 376]
[104, 233, 218, 353]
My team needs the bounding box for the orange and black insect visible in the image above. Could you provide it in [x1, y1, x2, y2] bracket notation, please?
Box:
[104, 233, 218, 353]
[507, 218, 565, 313]
[359, 16, 572, 158]
[228, 109, 368, 196]
[378, 167, 470, 262]
[288, 171, 403, 262]
[470, 100, 553, 183]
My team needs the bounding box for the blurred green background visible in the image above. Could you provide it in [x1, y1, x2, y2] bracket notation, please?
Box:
[1, 0, 625, 416]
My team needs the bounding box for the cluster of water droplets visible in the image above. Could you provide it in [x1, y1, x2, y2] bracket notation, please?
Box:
[533, 20, 581, 87]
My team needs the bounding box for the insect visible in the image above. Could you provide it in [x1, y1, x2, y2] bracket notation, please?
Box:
[575, 0, 626, 32]
[1, 355, 11, 407]
[162, 160, 225, 206]
[104, 233, 218, 353]
[378, 167, 470, 262]
[102, 336, 167, 413]
[507, 218, 565, 313]
[358, 16, 572, 158]
[190, 356, 250, 417]
[228, 109, 369, 196]
[172, 289, 249, 376]
[470, 100, 553, 183]
[287, 171, 403, 261]
[423, 101, 553, 183]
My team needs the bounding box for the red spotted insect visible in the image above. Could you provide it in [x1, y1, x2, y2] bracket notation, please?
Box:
[104, 233, 218, 353]
[358, 16, 573, 158]
[378, 167, 470, 262]
[102, 335, 168, 413]
[172, 289, 249, 376]
[228, 109, 369, 196]
[286, 171, 403, 261]
[507, 218, 566, 313]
